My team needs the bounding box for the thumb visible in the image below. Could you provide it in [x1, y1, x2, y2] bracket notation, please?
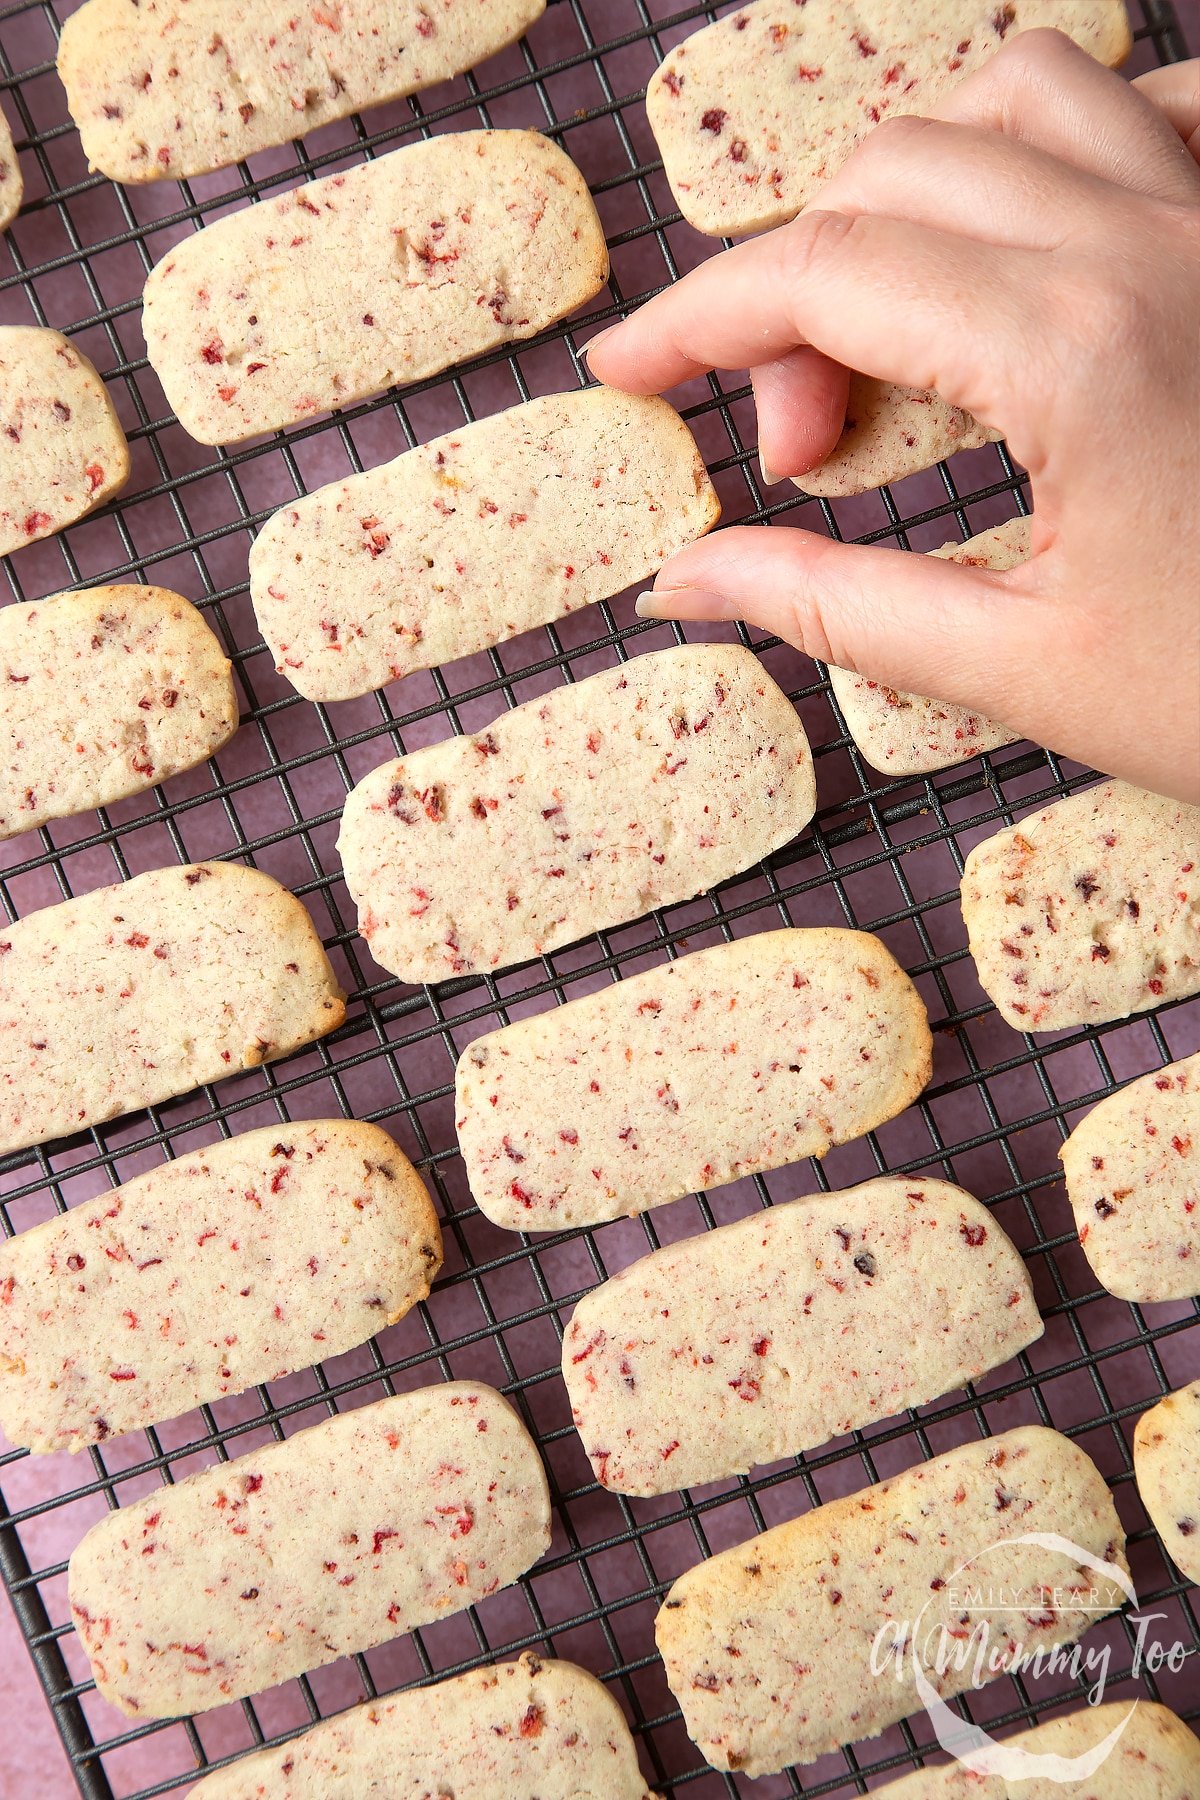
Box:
[636, 526, 1037, 725]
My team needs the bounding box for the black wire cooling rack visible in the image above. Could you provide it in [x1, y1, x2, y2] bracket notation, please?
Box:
[1, 2, 1197, 1796]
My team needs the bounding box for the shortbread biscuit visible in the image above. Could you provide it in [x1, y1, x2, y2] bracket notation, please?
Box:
[564, 1177, 1039, 1495]
[1134, 1381, 1200, 1585]
[798, 375, 1000, 500]
[191, 1652, 659, 1799]
[69, 1382, 550, 1717]
[961, 781, 1200, 1031]
[0, 862, 345, 1155]
[879, 1701, 1200, 1798]
[0, 107, 21, 232]
[656, 1425, 1127, 1776]
[0, 327, 130, 554]
[250, 387, 720, 701]
[964, 781, 1200, 1036]
[458, 928, 931, 1231]
[1061, 1053, 1199, 1304]
[647, 1, 1131, 238]
[340, 645, 817, 984]
[0, 585, 238, 838]
[143, 131, 608, 444]
[829, 521, 1027, 774]
[58, 0, 546, 183]
[0, 1120, 440, 1456]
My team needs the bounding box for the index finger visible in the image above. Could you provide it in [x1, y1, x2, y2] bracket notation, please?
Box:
[585, 207, 1033, 422]
[586, 225, 823, 395]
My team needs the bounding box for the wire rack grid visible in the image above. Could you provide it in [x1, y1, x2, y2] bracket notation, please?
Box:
[0, 1, 1197, 1796]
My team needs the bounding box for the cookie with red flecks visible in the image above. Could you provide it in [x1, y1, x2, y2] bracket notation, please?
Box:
[961, 780, 1200, 1032]
[69, 1385, 550, 1717]
[657, 1426, 1127, 1776]
[251, 388, 718, 701]
[0, 862, 345, 1154]
[1135, 1381, 1200, 1585]
[0, 327, 129, 554]
[828, 519, 1026, 771]
[458, 927, 929, 1231]
[59, 0, 545, 183]
[0, 1120, 440, 1455]
[796, 371, 1000, 498]
[340, 644, 817, 984]
[647, 0, 1131, 238]
[191, 1653, 659, 1799]
[881, 1701, 1200, 1797]
[1061, 1052, 1200, 1303]
[0, 584, 238, 838]
[0, 105, 21, 233]
[143, 131, 608, 445]
[564, 1176, 1039, 1495]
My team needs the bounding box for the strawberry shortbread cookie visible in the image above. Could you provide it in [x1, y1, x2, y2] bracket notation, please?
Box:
[0, 862, 345, 1154]
[458, 927, 930, 1230]
[961, 781, 1200, 1031]
[340, 644, 817, 983]
[564, 1176, 1039, 1494]
[0, 585, 237, 837]
[69, 1383, 550, 1716]
[58, 0, 545, 182]
[647, 1, 1130, 238]
[142, 131, 608, 444]
[0, 327, 129, 554]
[251, 387, 718, 700]
[657, 1425, 1127, 1775]
[191, 1652, 659, 1798]
[828, 520, 1027, 772]
[1061, 1053, 1200, 1303]
[0, 1120, 440, 1455]
[0, 106, 21, 232]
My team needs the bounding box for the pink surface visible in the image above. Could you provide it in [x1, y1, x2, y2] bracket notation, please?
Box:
[2, 2, 1198, 1797]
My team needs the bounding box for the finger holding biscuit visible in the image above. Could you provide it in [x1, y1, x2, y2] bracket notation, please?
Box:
[588, 34, 1200, 803]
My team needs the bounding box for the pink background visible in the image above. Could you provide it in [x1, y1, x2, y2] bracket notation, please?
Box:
[2, 2, 1198, 1796]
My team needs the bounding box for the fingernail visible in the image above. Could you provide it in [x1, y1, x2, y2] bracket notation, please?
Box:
[759, 452, 782, 488]
[635, 586, 729, 622]
[583, 323, 620, 362]
[635, 590, 672, 619]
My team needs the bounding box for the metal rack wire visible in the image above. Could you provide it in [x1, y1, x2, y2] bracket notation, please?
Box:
[1, 1, 1196, 1795]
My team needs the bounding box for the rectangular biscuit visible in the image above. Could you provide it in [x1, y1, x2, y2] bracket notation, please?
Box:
[0, 1119, 441, 1455]
[1134, 1380, 1200, 1587]
[0, 862, 345, 1155]
[797, 375, 1000, 500]
[250, 387, 720, 701]
[880, 1701, 1200, 1797]
[647, 1, 1131, 238]
[339, 644, 817, 984]
[0, 106, 20, 232]
[0, 584, 238, 838]
[656, 1425, 1128, 1776]
[190, 1652, 658, 1799]
[143, 130, 609, 444]
[828, 520, 1027, 775]
[563, 1176, 1040, 1494]
[58, 0, 546, 183]
[1061, 1052, 1199, 1304]
[69, 1382, 551, 1717]
[458, 927, 930, 1230]
[961, 780, 1200, 1031]
[0, 327, 130, 554]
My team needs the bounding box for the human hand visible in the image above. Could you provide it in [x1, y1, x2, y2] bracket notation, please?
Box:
[587, 31, 1200, 803]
